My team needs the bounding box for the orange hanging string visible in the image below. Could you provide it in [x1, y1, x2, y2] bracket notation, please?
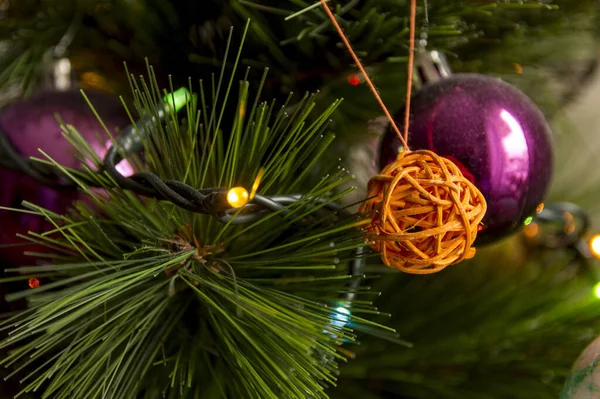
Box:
[403, 0, 416, 145]
[319, 0, 409, 151]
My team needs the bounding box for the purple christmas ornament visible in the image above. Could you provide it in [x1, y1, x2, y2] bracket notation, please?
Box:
[0, 90, 130, 265]
[380, 74, 554, 243]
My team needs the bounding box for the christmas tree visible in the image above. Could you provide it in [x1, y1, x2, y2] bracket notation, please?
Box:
[0, 1, 599, 398]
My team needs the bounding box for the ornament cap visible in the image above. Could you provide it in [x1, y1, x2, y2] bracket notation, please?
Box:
[415, 50, 452, 86]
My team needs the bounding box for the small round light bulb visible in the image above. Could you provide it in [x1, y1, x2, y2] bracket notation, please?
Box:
[536, 203, 544, 214]
[589, 234, 600, 259]
[348, 74, 361, 86]
[523, 222, 539, 238]
[227, 187, 249, 208]
[594, 281, 600, 299]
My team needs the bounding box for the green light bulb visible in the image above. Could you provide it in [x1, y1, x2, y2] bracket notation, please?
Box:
[162, 87, 192, 112]
[594, 282, 600, 299]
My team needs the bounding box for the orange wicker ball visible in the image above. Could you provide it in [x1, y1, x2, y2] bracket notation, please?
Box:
[359, 150, 487, 274]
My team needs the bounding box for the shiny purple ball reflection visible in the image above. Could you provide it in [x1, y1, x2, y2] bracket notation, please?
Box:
[380, 74, 554, 244]
[0, 90, 130, 265]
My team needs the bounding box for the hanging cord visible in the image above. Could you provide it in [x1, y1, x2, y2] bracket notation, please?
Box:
[0, 132, 79, 190]
[0, 90, 366, 298]
[0, 103, 230, 214]
[0, 93, 267, 216]
[0, 93, 357, 220]
[100, 100, 230, 214]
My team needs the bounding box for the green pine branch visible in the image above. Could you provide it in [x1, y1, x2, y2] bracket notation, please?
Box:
[0, 26, 396, 399]
[333, 242, 600, 399]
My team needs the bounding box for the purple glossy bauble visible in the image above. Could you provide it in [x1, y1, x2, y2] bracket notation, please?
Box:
[0, 90, 130, 265]
[380, 74, 554, 244]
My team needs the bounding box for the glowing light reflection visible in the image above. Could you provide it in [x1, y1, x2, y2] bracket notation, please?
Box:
[499, 110, 528, 159]
[330, 306, 351, 329]
[104, 140, 134, 177]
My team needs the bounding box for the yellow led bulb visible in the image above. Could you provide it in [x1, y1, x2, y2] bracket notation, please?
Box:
[227, 187, 249, 208]
[590, 234, 600, 259]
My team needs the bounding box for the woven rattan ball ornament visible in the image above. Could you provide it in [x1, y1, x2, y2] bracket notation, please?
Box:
[359, 149, 487, 274]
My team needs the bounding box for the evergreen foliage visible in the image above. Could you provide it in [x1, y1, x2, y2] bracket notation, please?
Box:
[0, 1, 599, 398]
